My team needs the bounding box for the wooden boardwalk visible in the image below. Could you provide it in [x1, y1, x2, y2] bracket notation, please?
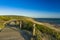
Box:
[0, 27, 32, 40]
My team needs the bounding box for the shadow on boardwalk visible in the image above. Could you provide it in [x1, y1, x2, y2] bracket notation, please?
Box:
[19, 30, 32, 40]
[3, 26, 32, 40]
[7, 26, 32, 40]
[4, 23, 33, 40]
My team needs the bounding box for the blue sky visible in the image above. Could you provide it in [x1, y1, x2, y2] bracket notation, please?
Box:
[0, 0, 60, 18]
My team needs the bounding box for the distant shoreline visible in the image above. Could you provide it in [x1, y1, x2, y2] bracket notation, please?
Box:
[34, 18, 60, 26]
[38, 21, 60, 29]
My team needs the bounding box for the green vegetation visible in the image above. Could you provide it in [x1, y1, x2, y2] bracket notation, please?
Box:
[0, 15, 33, 28]
[35, 28, 42, 40]
[0, 15, 60, 40]
[36, 24, 60, 40]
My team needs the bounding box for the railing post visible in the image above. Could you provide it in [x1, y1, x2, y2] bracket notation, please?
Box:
[31, 24, 36, 40]
[33, 24, 36, 36]
[19, 20, 22, 29]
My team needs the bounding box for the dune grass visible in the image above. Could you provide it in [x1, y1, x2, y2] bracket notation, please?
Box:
[36, 24, 60, 40]
[0, 15, 60, 40]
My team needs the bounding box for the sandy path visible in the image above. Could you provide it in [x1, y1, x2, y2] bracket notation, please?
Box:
[0, 27, 32, 40]
[0, 27, 24, 40]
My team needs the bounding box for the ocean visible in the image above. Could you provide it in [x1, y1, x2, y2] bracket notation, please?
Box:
[34, 18, 60, 25]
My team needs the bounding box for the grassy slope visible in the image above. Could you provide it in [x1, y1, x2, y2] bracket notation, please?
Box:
[0, 15, 60, 40]
[0, 15, 33, 28]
